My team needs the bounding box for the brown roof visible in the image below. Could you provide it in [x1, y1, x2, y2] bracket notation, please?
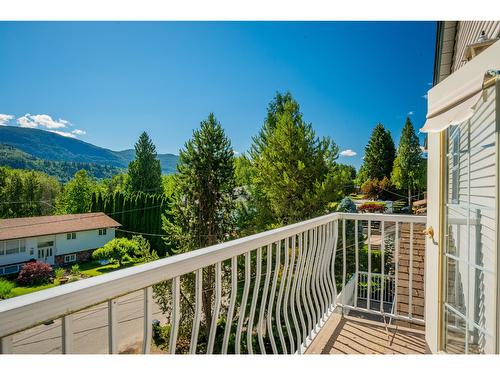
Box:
[0, 213, 121, 241]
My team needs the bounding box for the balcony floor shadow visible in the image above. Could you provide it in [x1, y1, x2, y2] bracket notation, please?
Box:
[306, 310, 427, 354]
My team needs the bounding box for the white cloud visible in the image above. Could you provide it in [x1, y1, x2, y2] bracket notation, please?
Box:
[30, 114, 68, 129]
[0, 114, 14, 126]
[71, 129, 86, 136]
[340, 149, 357, 157]
[408, 111, 414, 116]
[15, 113, 86, 138]
[232, 150, 240, 155]
[17, 113, 70, 129]
[17, 114, 38, 128]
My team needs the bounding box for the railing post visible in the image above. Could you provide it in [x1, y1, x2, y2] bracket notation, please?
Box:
[62, 315, 74, 354]
[342, 218, 347, 312]
[207, 262, 222, 354]
[190, 269, 202, 354]
[0, 336, 13, 354]
[380, 221, 385, 313]
[108, 299, 118, 354]
[354, 219, 359, 308]
[367, 219, 372, 311]
[142, 287, 152, 354]
[169, 276, 180, 354]
[222, 257, 237, 354]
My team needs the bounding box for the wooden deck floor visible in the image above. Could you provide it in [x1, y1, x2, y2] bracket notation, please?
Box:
[306, 312, 427, 354]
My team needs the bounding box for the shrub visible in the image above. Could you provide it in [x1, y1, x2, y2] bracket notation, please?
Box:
[358, 202, 386, 213]
[337, 196, 357, 213]
[131, 235, 159, 262]
[54, 268, 65, 279]
[92, 238, 139, 266]
[17, 261, 53, 286]
[361, 178, 380, 199]
[0, 278, 15, 299]
[71, 264, 80, 275]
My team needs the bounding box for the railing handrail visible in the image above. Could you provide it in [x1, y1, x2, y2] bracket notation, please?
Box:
[0, 211, 426, 339]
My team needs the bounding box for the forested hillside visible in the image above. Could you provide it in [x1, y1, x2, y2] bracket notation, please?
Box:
[0, 144, 122, 182]
[0, 126, 178, 174]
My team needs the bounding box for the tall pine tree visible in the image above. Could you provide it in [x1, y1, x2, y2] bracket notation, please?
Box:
[160, 113, 236, 339]
[128, 132, 162, 194]
[360, 123, 396, 182]
[249, 91, 342, 226]
[391, 117, 426, 207]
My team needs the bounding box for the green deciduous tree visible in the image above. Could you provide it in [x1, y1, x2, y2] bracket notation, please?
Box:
[159, 113, 236, 341]
[128, 132, 162, 194]
[56, 169, 97, 214]
[360, 123, 396, 183]
[391, 117, 427, 207]
[0, 166, 60, 218]
[249, 91, 342, 226]
[92, 237, 139, 266]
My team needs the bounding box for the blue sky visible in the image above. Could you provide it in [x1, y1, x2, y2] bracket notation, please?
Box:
[0, 21, 436, 168]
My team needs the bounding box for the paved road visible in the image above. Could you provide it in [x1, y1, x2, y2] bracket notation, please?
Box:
[11, 290, 167, 354]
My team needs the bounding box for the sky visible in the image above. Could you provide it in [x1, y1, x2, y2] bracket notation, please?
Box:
[0, 21, 436, 169]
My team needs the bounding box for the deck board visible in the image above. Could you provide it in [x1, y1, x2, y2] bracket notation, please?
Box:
[306, 312, 427, 354]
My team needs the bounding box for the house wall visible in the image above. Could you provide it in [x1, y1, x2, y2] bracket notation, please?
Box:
[425, 131, 442, 353]
[0, 228, 115, 268]
[54, 228, 115, 256]
[426, 20, 500, 354]
[452, 22, 500, 72]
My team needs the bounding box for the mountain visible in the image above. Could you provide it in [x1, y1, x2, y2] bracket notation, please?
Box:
[0, 126, 178, 174]
[0, 144, 123, 182]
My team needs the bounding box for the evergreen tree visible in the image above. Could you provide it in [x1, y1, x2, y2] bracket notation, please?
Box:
[391, 117, 427, 207]
[160, 112, 236, 340]
[361, 123, 396, 183]
[249, 91, 342, 226]
[128, 132, 162, 194]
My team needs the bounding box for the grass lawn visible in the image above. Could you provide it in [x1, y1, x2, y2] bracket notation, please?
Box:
[10, 282, 59, 298]
[78, 259, 143, 277]
[4, 258, 145, 300]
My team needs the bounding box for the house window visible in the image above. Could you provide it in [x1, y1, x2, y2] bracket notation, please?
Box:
[66, 233, 76, 240]
[64, 254, 76, 263]
[37, 241, 54, 248]
[98, 228, 107, 236]
[5, 240, 20, 255]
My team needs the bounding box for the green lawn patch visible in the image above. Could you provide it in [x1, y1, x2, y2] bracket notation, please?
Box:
[10, 283, 57, 298]
[78, 259, 143, 277]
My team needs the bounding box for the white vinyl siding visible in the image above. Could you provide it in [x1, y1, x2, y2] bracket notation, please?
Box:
[452, 22, 500, 72]
[443, 85, 497, 354]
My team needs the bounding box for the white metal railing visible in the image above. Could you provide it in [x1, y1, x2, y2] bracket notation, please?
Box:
[0, 212, 426, 354]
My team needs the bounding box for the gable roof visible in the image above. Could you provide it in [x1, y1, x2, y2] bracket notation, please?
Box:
[0, 213, 121, 241]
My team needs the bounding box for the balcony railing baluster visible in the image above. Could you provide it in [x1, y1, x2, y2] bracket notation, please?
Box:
[247, 247, 262, 354]
[0, 212, 426, 355]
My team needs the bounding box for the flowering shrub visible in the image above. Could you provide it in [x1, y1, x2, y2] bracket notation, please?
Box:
[358, 202, 386, 213]
[17, 261, 53, 286]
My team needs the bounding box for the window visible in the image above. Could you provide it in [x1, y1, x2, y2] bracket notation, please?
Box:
[98, 228, 107, 236]
[64, 254, 76, 263]
[37, 241, 54, 248]
[5, 240, 20, 255]
[66, 233, 76, 240]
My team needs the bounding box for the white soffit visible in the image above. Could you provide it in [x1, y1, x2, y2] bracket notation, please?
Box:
[421, 40, 500, 133]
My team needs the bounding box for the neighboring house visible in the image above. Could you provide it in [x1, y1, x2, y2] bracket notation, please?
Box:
[0, 212, 121, 275]
[422, 21, 500, 354]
